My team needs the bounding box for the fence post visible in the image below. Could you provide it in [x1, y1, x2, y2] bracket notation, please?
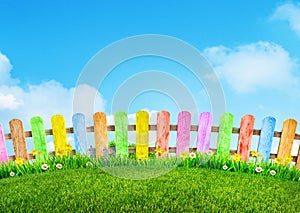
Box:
[72, 113, 87, 154]
[217, 113, 234, 156]
[156, 110, 170, 157]
[197, 112, 212, 152]
[114, 111, 128, 157]
[277, 119, 297, 163]
[0, 124, 9, 163]
[237, 114, 255, 162]
[176, 111, 191, 155]
[30, 116, 48, 160]
[257, 116, 276, 161]
[136, 110, 149, 160]
[94, 112, 108, 158]
[9, 119, 28, 161]
[51, 115, 68, 155]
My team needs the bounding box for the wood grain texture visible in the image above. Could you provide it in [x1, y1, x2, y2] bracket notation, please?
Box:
[94, 112, 108, 158]
[51, 115, 68, 155]
[196, 112, 212, 152]
[217, 113, 234, 155]
[72, 113, 88, 154]
[257, 117, 276, 161]
[237, 115, 255, 162]
[9, 119, 28, 161]
[114, 111, 128, 157]
[0, 124, 9, 162]
[296, 146, 300, 169]
[277, 119, 297, 163]
[176, 111, 191, 155]
[136, 111, 149, 160]
[30, 116, 48, 160]
[156, 111, 170, 157]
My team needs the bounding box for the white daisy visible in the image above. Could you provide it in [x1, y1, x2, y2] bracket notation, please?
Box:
[41, 164, 49, 171]
[56, 163, 63, 169]
[10, 172, 15, 177]
[255, 166, 263, 173]
[269, 170, 276, 176]
[222, 165, 228, 170]
[189, 152, 196, 159]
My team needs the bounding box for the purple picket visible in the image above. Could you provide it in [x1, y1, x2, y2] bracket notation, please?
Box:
[176, 111, 191, 155]
[0, 124, 9, 163]
[196, 112, 212, 152]
[257, 117, 276, 161]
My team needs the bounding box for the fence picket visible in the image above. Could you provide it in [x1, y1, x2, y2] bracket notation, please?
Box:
[114, 111, 128, 157]
[156, 111, 170, 157]
[237, 114, 255, 162]
[297, 147, 300, 169]
[72, 113, 87, 154]
[51, 115, 68, 155]
[0, 124, 9, 163]
[277, 119, 297, 163]
[196, 112, 212, 152]
[30, 116, 48, 160]
[217, 113, 234, 155]
[94, 112, 108, 158]
[176, 111, 191, 155]
[257, 117, 276, 161]
[9, 119, 28, 160]
[136, 111, 149, 160]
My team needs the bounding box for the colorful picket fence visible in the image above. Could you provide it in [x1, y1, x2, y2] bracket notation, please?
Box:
[0, 111, 300, 169]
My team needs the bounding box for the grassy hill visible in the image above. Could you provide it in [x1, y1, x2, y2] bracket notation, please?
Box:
[0, 167, 299, 212]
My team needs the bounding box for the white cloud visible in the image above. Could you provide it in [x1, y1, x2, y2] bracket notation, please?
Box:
[0, 52, 106, 132]
[0, 93, 23, 110]
[0, 52, 19, 85]
[203, 41, 299, 93]
[271, 3, 300, 37]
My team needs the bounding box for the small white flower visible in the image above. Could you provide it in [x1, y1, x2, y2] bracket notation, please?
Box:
[255, 166, 263, 173]
[222, 165, 228, 170]
[41, 164, 49, 171]
[56, 163, 62, 169]
[10, 172, 15, 177]
[269, 170, 276, 176]
[189, 152, 196, 159]
[86, 162, 93, 167]
[207, 150, 214, 156]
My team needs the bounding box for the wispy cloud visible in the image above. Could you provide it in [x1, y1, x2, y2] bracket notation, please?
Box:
[271, 2, 300, 37]
[203, 41, 299, 93]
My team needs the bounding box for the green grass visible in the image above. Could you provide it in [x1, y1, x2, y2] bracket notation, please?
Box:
[0, 167, 299, 212]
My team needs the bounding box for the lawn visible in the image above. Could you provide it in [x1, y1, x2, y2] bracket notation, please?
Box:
[0, 167, 299, 212]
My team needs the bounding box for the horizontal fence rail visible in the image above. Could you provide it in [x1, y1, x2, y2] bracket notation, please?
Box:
[3, 125, 300, 140]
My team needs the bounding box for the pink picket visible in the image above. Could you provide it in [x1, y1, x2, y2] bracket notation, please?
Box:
[176, 111, 191, 155]
[0, 124, 9, 163]
[196, 112, 212, 152]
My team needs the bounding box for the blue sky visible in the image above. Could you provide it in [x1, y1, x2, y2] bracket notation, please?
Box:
[1, 1, 300, 154]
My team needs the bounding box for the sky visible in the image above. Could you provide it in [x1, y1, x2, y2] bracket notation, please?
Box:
[0, 1, 300, 155]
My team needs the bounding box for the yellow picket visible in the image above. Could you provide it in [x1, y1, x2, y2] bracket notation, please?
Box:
[136, 111, 149, 160]
[51, 115, 68, 155]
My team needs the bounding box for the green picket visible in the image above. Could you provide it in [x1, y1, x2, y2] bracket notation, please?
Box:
[114, 111, 128, 157]
[217, 113, 234, 155]
[30, 116, 48, 160]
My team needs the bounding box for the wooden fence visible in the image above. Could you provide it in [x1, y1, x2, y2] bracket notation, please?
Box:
[0, 110, 299, 169]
